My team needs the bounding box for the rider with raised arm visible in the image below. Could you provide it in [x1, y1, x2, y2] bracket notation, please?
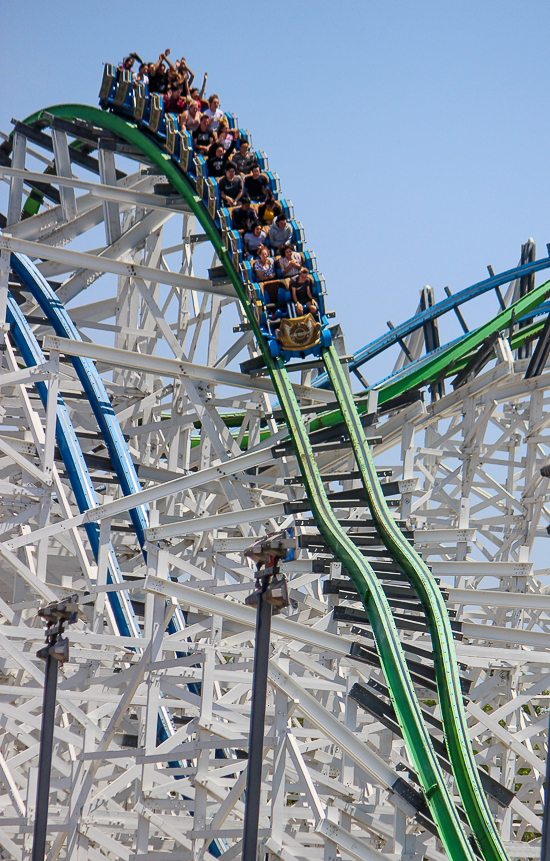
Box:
[147, 51, 170, 93]
[206, 138, 236, 177]
[174, 57, 195, 96]
[118, 53, 142, 81]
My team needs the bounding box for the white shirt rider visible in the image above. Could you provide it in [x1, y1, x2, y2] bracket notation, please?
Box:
[204, 95, 224, 132]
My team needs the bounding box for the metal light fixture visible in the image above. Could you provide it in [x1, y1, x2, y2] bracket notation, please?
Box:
[32, 596, 83, 861]
[241, 530, 293, 861]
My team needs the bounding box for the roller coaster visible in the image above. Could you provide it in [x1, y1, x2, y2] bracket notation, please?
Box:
[0, 60, 548, 861]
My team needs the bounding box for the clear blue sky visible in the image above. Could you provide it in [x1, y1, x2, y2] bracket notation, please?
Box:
[2, 0, 550, 383]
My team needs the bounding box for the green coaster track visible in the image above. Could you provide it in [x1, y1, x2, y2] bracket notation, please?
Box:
[16, 101, 530, 861]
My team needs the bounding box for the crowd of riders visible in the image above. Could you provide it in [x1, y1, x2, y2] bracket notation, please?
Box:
[118, 52, 318, 321]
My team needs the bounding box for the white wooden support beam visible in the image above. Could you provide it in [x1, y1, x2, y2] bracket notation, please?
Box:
[97, 143, 121, 246]
[264, 840, 304, 861]
[0, 541, 59, 602]
[0, 828, 23, 861]
[144, 575, 350, 657]
[132, 275, 184, 359]
[131, 803, 196, 854]
[0, 749, 26, 817]
[56, 209, 172, 304]
[268, 661, 397, 791]
[41, 335, 336, 403]
[6, 132, 26, 227]
[460, 622, 550, 649]
[51, 128, 77, 223]
[447, 587, 550, 611]
[41, 350, 58, 484]
[286, 732, 325, 823]
[143, 577, 400, 792]
[431, 560, 532, 577]
[0, 235, 235, 299]
[0, 435, 52, 486]
[92, 515, 111, 633]
[0, 166, 192, 214]
[0, 359, 59, 389]
[271, 676, 289, 845]
[316, 819, 390, 861]
[2, 444, 275, 551]
[467, 700, 545, 774]
[144, 502, 286, 540]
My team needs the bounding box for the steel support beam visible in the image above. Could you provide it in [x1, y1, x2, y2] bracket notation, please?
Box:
[0, 237, 235, 298]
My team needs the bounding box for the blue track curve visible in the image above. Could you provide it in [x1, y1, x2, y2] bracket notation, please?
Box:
[6, 291, 140, 637]
[11, 253, 149, 544]
[314, 254, 550, 388]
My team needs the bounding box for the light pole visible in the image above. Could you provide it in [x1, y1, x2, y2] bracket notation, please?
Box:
[541, 705, 550, 861]
[241, 530, 293, 861]
[32, 595, 81, 861]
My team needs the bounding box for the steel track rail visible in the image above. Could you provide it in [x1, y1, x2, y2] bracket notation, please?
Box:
[6, 293, 139, 637]
[10, 252, 150, 545]
[371, 279, 550, 404]
[312, 254, 550, 387]
[270, 359, 476, 861]
[12, 103, 491, 861]
[322, 344, 509, 861]
[11, 252, 190, 636]
[6, 283, 192, 722]
[11, 253, 201, 654]
[6, 267, 212, 843]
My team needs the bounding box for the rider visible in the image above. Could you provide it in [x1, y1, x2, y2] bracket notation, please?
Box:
[258, 188, 282, 225]
[244, 163, 269, 203]
[232, 197, 260, 232]
[192, 114, 215, 155]
[268, 213, 293, 255]
[147, 52, 170, 93]
[218, 163, 244, 207]
[232, 138, 256, 175]
[118, 53, 142, 81]
[204, 94, 224, 132]
[290, 268, 318, 319]
[206, 138, 236, 177]
[278, 244, 303, 278]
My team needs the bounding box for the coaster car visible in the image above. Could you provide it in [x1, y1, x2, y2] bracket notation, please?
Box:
[255, 279, 331, 361]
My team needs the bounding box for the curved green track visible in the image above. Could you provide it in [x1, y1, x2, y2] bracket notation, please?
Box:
[22, 103, 514, 861]
[323, 346, 509, 861]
